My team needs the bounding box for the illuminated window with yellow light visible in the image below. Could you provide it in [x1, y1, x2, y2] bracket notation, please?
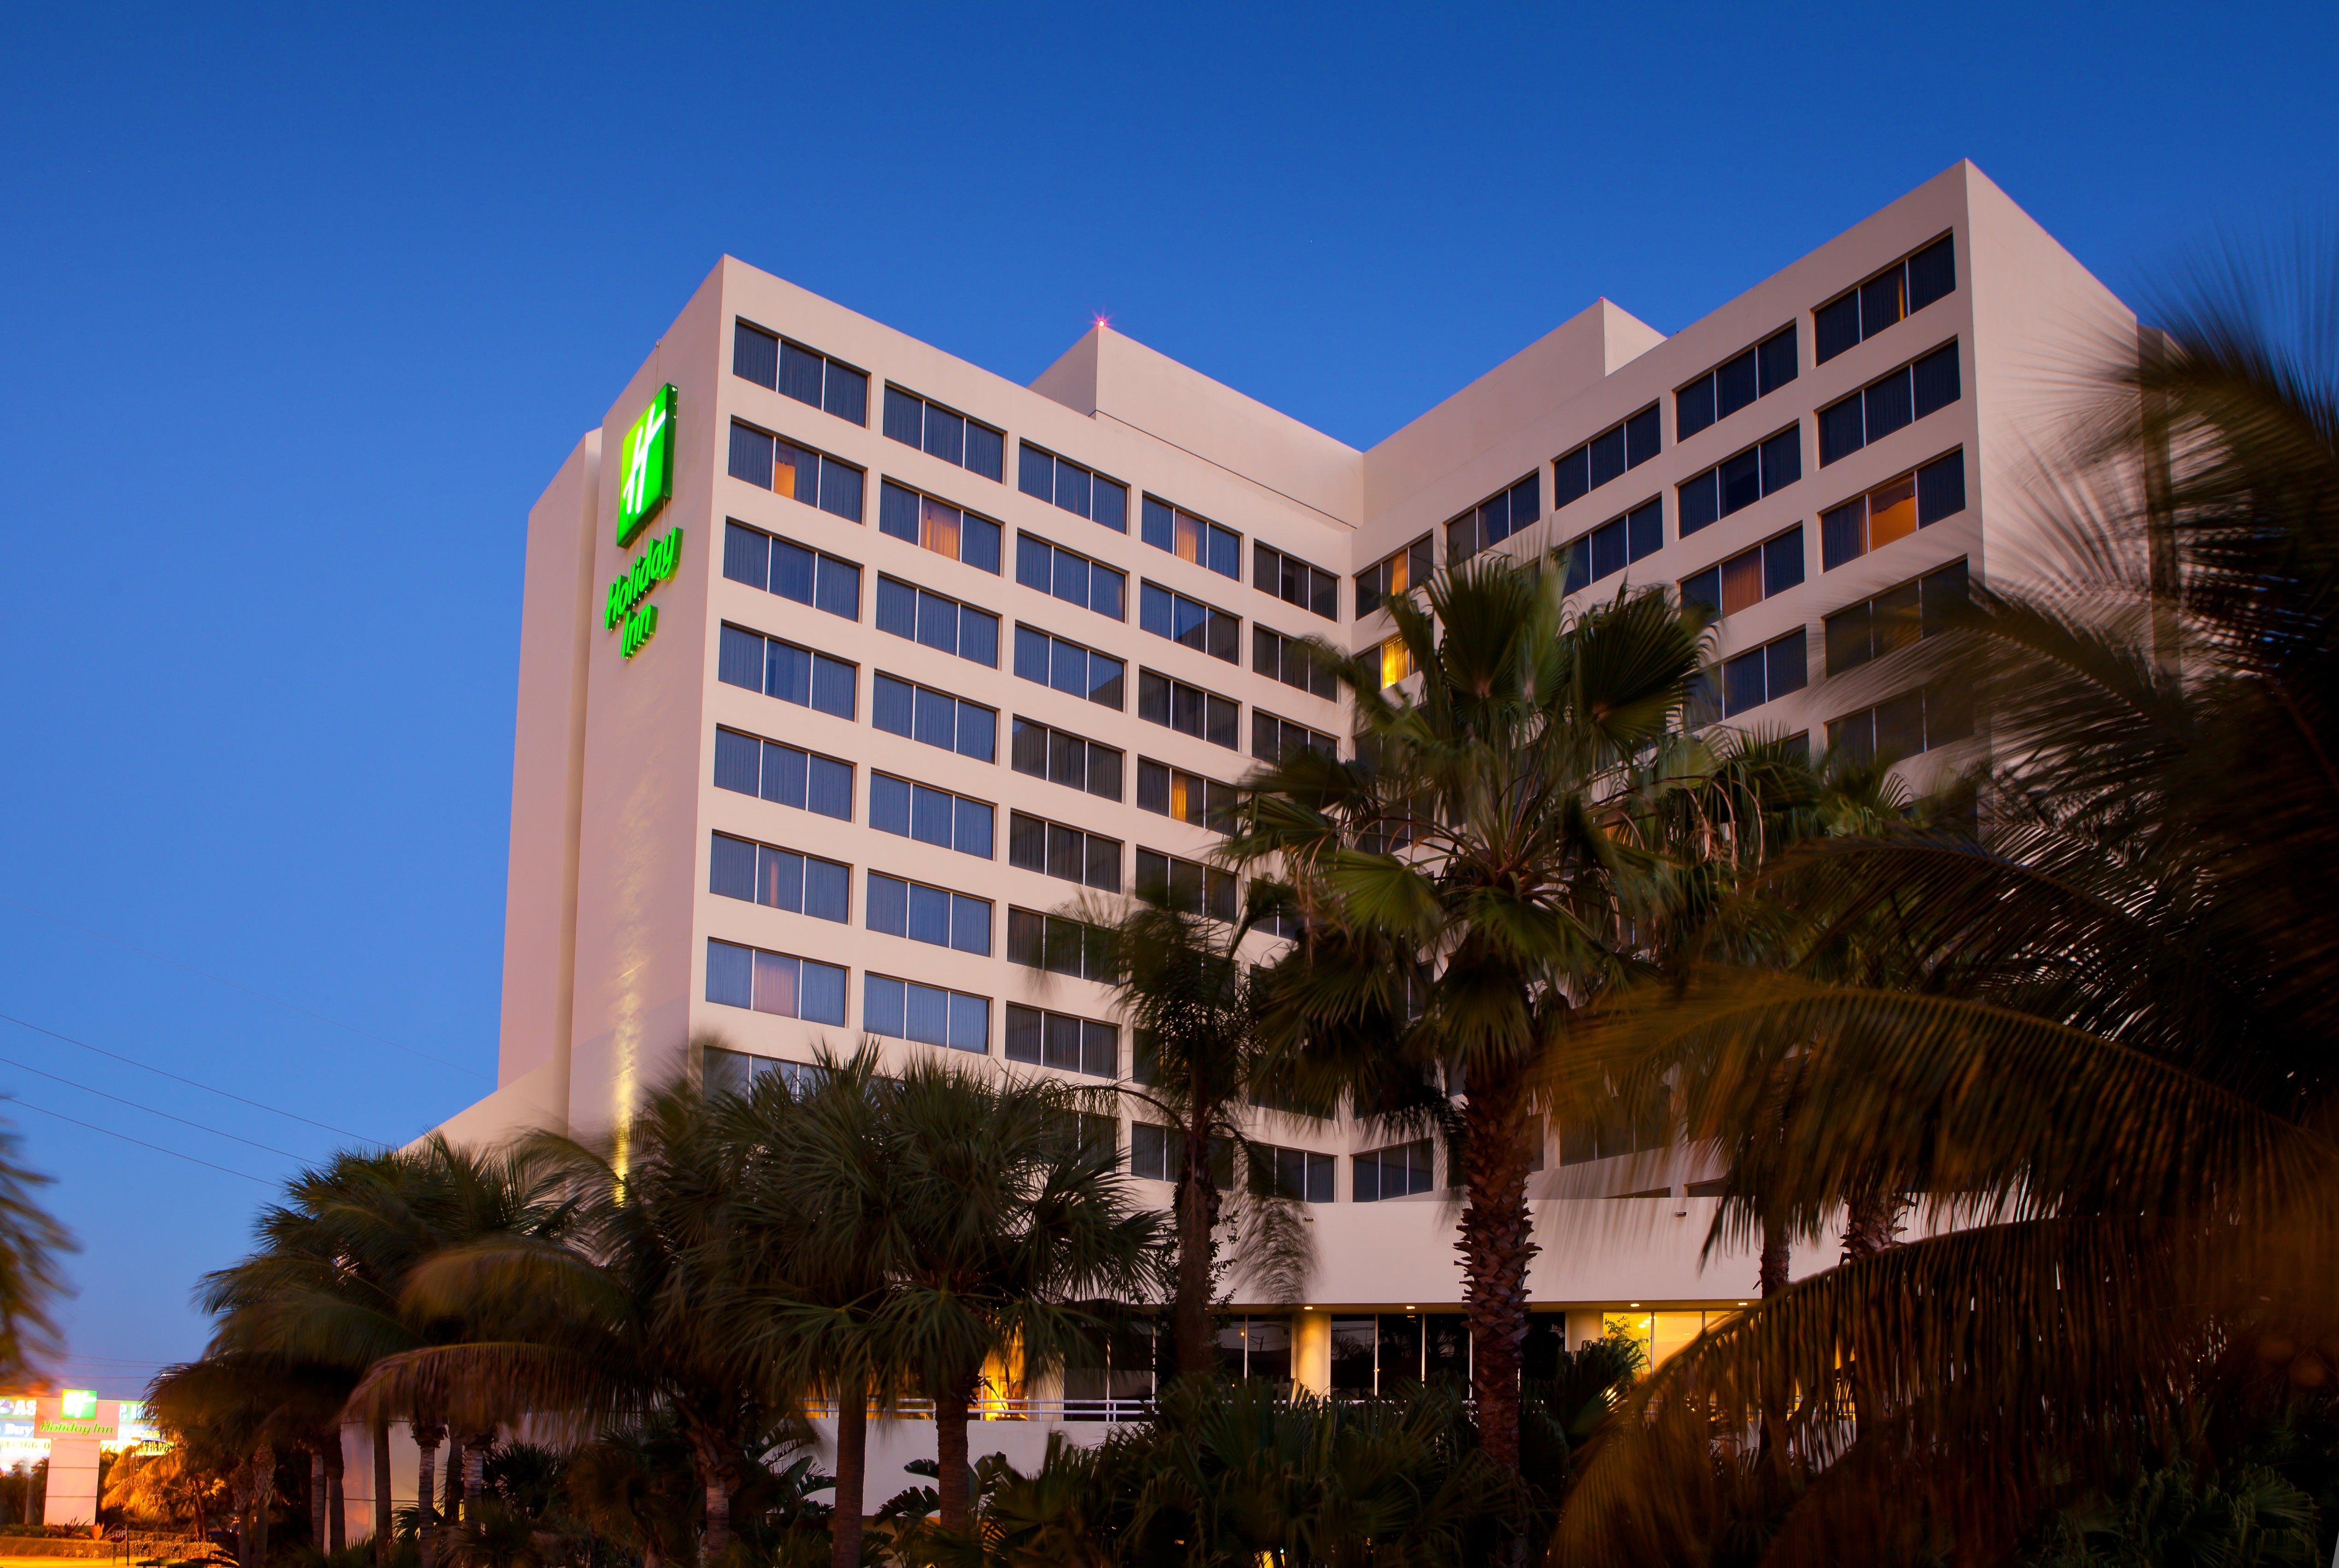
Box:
[1379, 636, 1416, 689]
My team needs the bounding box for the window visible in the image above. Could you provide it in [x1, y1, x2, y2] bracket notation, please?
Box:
[882, 385, 1004, 481]
[1374, 636, 1416, 690]
[865, 975, 990, 1053]
[1355, 534, 1432, 618]
[1130, 1123, 1184, 1181]
[710, 833, 850, 922]
[1011, 718, 1125, 800]
[1353, 1140, 1435, 1202]
[1140, 582, 1240, 663]
[1554, 406, 1661, 510]
[1678, 426, 1801, 536]
[870, 773, 993, 858]
[704, 938, 848, 1025]
[1676, 326, 1798, 440]
[1253, 711, 1337, 764]
[866, 872, 991, 955]
[1005, 1004, 1119, 1076]
[728, 422, 866, 521]
[1137, 760, 1236, 831]
[723, 521, 861, 620]
[871, 674, 996, 761]
[1252, 1144, 1334, 1203]
[1141, 496, 1241, 579]
[1687, 631, 1809, 727]
[705, 1046, 826, 1099]
[1254, 626, 1339, 699]
[1820, 450, 1967, 570]
[1138, 669, 1240, 749]
[1561, 498, 1664, 593]
[1824, 560, 1968, 677]
[874, 576, 999, 667]
[1446, 472, 1544, 564]
[1136, 849, 1236, 920]
[1817, 342, 1962, 466]
[719, 625, 857, 719]
[877, 479, 1003, 574]
[1218, 1315, 1292, 1383]
[1007, 908, 1114, 979]
[1013, 625, 1125, 708]
[1018, 442, 1129, 530]
[713, 728, 854, 821]
[1681, 527, 1805, 621]
[1254, 542, 1339, 621]
[1009, 812, 1122, 892]
[1559, 1089, 1670, 1164]
[1827, 684, 1973, 762]
[732, 321, 869, 424]
[1814, 235, 1956, 364]
[1016, 533, 1127, 620]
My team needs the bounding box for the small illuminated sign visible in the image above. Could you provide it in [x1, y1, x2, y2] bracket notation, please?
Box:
[617, 384, 678, 548]
[60, 1390, 94, 1420]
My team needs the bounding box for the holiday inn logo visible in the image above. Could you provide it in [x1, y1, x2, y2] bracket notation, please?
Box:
[617, 383, 677, 547]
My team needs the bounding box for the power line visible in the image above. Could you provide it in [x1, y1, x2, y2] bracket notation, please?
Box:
[8, 1100, 271, 1185]
[0, 1053, 310, 1160]
[0, 1010, 379, 1142]
[0, 895, 490, 1080]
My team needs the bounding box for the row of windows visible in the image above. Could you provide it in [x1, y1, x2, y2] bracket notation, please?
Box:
[1680, 426, 1801, 536]
[1827, 683, 1972, 762]
[714, 728, 855, 820]
[1254, 711, 1338, 765]
[1352, 1139, 1436, 1202]
[1821, 451, 1966, 570]
[1818, 343, 1961, 467]
[1007, 907, 1115, 979]
[1254, 625, 1338, 699]
[1006, 1004, 1119, 1076]
[1677, 325, 1797, 440]
[729, 422, 866, 521]
[711, 833, 850, 922]
[872, 673, 996, 761]
[1143, 496, 1241, 579]
[719, 625, 858, 719]
[1137, 758, 1235, 830]
[867, 975, 990, 1053]
[1014, 624, 1125, 708]
[1012, 716, 1124, 800]
[1447, 472, 1543, 564]
[1017, 533, 1125, 618]
[1682, 525, 1805, 621]
[707, 939, 849, 1025]
[1824, 560, 1968, 676]
[1355, 535, 1432, 619]
[1255, 543, 1340, 621]
[1138, 669, 1240, 750]
[1141, 581, 1240, 663]
[1815, 235, 1956, 364]
[871, 773, 993, 858]
[877, 576, 998, 667]
[1137, 848, 1236, 920]
[868, 870, 991, 954]
[883, 385, 1005, 481]
[1562, 498, 1663, 593]
[878, 479, 1003, 574]
[723, 520, 860, 620]
[1009, 811, 1123, 892]
[733, 322, 870, 425]
[1689, 631, 1810, 727]
[1019, 443, 1129, 529]
[1554, 406, 1661, 510]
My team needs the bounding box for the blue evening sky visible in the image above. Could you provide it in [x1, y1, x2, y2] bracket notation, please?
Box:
[2, 0, 2332, 1389]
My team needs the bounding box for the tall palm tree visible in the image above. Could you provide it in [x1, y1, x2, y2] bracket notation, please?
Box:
[0, 1118, 72, 1389]
[1230, 558, 1709, 1471]
[1559, 244, 2339, 1564]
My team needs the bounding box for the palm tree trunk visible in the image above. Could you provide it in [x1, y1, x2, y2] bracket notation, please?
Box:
[1840, 1187, 1902, 1262]
[462, 1434, 491, 1524]
[324, 1429, 345, 1554]
[686, 1430, 735, 1563]
[829, 1373, 867, 1568]
[1456, 1062, 1538, 1474]
[370, 1419, 389, 1568]
[245, 1440, 273, 1568]
[412, 1423, 442, 1568]
[1172, 1110, 1223, 1378]
[933, 1369, 978, 1534]
[310, 1448, 326, 1551]
[1758, 1216, 1791, 1296]
[442, 1436, 463, 1528]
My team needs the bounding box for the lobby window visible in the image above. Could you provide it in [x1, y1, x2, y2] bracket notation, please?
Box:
[1254, 542, 1339, 621]
[1687, 631, 1809, 728]
[865, 975, 990, 1053]
[714, 727, 853, 821]
[1562, 498, 1663, 593]
[1138, 670, 1240, 750]
[866, 872, 991, 955]
[878, 479, 1003, 574]
[1005, 1004, 1118, 1076]
[1254, 625, 1339, 699]
[1136, 849, 1236, 921]
[1217, 1315, 1292, 1384]
[1554, 406, 1660, 510]
[1007, 908, 1114, 980]
[1824, 560, 1968, 677]
[1818, 342, 1962, 466]
[1253, 711, 1337, 765]
[719, 625, 856, 720]
[1815, 235, 1956, 364]
[704, 938, 847, 1026]
[1677, 326, 1798, 440]
[1011, 718, 1124, 801]
[870, 773, 993, 859]
[1137, 759, 1236, 831]
[875, 576, 999, 668]
[1252, 1143, 1334, 1204]
[1679, 426, 1801, 536]
[1447, 472, 1543, 564]
[1353, 1140, 1435, 1202]
[732, 320, 869, 425]
[1681, 527, 1805, 622]
[1019, 442, 1129, 531]
[729, 422, 865, 522]
[1828, 684, 1972, 763]
[1355, 534, 1433, 618]
[723, 521, 861, 621]
[1016, 533, 1127, 621]
[871, 674, 996, 762]
[1010, 811, 1123, 893]
[1140, 582, 1240, 663]
[882, 385, 1004, 481]
[1013, 625, 1125, 709]
[710, 833, 850, 923]
[1142, 496, 1241, 579]
[1821, 450, 1967, 570]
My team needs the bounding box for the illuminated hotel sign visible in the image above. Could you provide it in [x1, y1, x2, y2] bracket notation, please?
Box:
[617, 384, 677, 547]
[607, 526, 684, 658]
[36, 1390, 116, 1439]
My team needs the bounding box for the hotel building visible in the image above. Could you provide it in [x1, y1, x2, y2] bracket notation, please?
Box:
[425, 160, 2134, 1480]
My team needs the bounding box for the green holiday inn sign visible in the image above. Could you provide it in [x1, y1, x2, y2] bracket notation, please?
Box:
[611, 384, 682, 659]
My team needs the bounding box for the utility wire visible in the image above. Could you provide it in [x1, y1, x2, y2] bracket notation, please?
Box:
[8, 1099, 271, 1185]
[0, 1010, 379, 1142]
[0, 894, 490, 1079]
[0, 1052, 310, 1160]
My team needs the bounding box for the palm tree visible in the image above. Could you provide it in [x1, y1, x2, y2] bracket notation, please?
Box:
[1230, 558, 1709, 1471]
[0, 1118, 72, 1389]
[1559, 244, 2339, 1563]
